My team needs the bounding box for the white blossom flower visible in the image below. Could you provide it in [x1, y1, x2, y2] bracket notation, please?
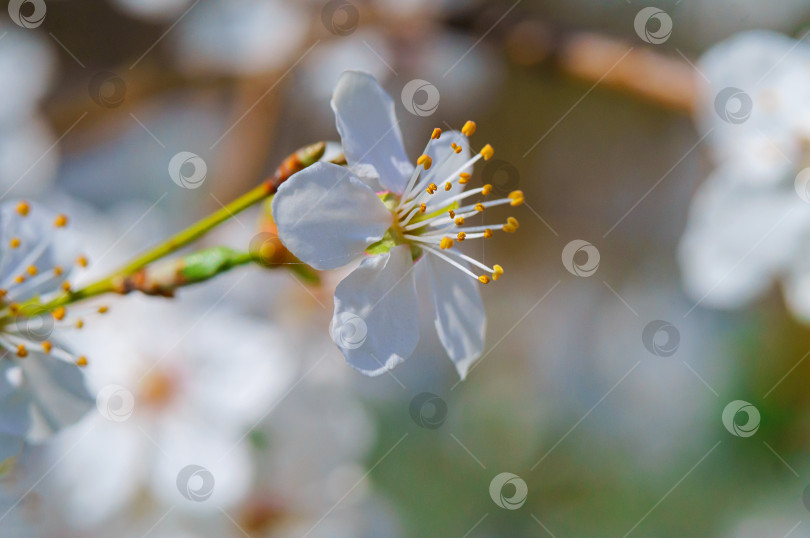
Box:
[0, 200, 93, 460]
[272, 71, 524, 378]
[679, 31, 810, 319]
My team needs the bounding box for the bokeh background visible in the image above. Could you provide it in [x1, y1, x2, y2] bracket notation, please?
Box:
[3, 0, 810, 536]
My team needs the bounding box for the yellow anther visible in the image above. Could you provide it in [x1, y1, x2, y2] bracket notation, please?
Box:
[9, 238, 20, 249]
[15, 202, 29, 216]
[444, 182, 452, 191]
[427, 183, 438, 194]
[14, 276, 24, 284]
[52, 306, 66, 321]
[431, 128, 442, 139]
[439, 237, 454, 250]
[462, 121, 477, 136]
[53, 266, 63, 276]
[75, 319, 84, 329]
[61, 281, 71, 292]
[0, 289, 6, 299]
[478, 275, 490, 284]
[475, 203, 485, 212]
[42, 341, 52, 353]
[508, 190, 524, 206]
[98, 306, 109, 314]
[459, 173, 470, 184]
[455, 216, 465, 225]
[76, 255, 88, 268]
[16, 344, 27, 358]
[76, 356, 88, 367]
[453, 145, 462, 154]
[503, 223, 517, 233]
[493, 265, 504, 281]
[26, 266, 37, 276]
[483, 228, 493, 238]
[419, 203, 427, 213]
[417, 155, 433, 170]
[480, 144, 494, 160]
[507, 217, 520, 229]
[448, 210, 455, 218]
[457, 232, 466, 242]
[482, 184, 493, 195]
[53, 214, 68, 227]
[8, 303, 20, 315]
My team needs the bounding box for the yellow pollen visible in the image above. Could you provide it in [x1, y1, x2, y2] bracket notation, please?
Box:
[75, 319, 84, 329]
[76, 356, 88, 367]
[76, 255, 88, 268]
[508, 190, 524, 206]
[493, 265, 504, 281]
[53, 214, 68, 227]
[9, 238, 20, 249]
[482, 184, 493, 195]
[98, 306, 109, 314]
[0, 290, 6, 299]
[507, 216, 520, 229]
[480, 144, 494, 160]
[42, 341, 52, 353]
[462, 121, 477, 136]
[459, 173, 470, 184]
[52, 306, 66, 321]
[455, 216, 465, 225]
[16, 344, 27, 358]
[61, 281, 71, 292]
[444, 182, 452, 191]
[478, 275, 490, 284]
[457, 232, 466, 242]
[431, 128, 442, 139]
[439, 237, 454, 250]
[454, 145, 462, 154]
[15, 202, 29, 216]
[427, 183, 438, 194]
[503, 223, 518, 233]
[417, 155, 433, 170]
[475, 203, 485, 212]
[419, 203, 427, 213]
[14, 276, 24, 284]
[53, 266, 63, 276]
[8, 303, 20, 315]
[448, 210, 455, 218]
[484, 228, 493, 238]
[26, 266, 37, 276]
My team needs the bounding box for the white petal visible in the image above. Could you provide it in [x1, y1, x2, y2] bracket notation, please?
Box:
[272, 162, 393, 270]
[332, 245, 419, 376]
[0, 361, 30, 439]
[331, 71, 414, 194]
[420, 253, 485, 379]
[423, 130, 471, 210]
